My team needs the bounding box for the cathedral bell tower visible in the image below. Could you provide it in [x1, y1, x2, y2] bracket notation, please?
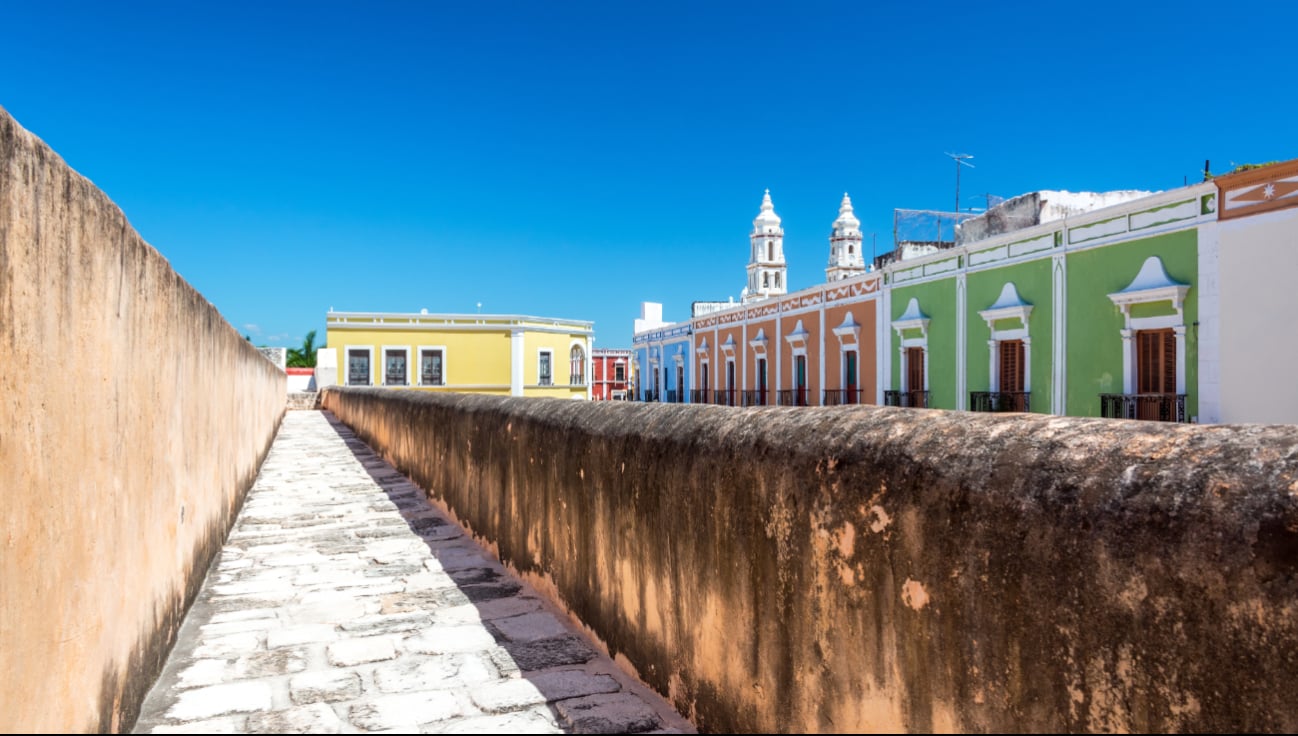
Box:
[826, 193, 866, 281]
[742, 189, 788, 304]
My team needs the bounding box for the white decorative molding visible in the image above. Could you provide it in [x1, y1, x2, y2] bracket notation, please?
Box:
[695, 337, 710, 356]
[978, 282, 1034, 329]
[831, 312, 862, 347]
[1128, 199, 1198, 231]
[720, 335, 737, 357]
[748, 328, 768, 356]
[784, 319, 811, 349]
[1107, 256, 1191, 321]
[1108, 256, 1190, 395]
[891, 298, 931, 342]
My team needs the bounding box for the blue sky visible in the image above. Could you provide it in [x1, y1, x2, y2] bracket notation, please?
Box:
[3, 1, 1294, 348]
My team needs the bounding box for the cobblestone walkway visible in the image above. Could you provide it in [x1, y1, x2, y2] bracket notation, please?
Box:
[134, 411, 693, 734]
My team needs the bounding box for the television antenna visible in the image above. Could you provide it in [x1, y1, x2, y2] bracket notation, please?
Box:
[945, 153, 975, 213]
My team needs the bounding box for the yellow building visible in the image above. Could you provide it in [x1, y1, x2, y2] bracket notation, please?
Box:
[320, 310, 593, 399]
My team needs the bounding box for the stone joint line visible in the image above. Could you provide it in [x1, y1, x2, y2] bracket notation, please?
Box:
[134, 411, 692, 734]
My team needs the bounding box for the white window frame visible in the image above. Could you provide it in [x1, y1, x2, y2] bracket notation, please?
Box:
[537, 349, 554, 387]
[381, 345, 411, 387]
[832, 312, 862, 393]
[568, 339, 587, 386]
[417, 345, 447, 387]
[1107, 256, 1190, 395]
[978, 283, 1034, 394]
[344, 345, 375, 387]
[891, 298, 930, 392]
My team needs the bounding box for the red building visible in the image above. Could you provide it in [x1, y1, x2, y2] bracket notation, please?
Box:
[592, 348, 633, 400]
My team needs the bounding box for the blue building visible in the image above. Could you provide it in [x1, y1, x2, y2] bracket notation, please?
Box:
[631, 303, 693, 402]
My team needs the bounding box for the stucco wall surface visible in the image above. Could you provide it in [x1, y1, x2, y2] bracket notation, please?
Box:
[0, 106, 285, 732]
[324, 387, 1298, 733]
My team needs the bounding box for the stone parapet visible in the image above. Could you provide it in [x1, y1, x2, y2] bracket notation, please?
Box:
[323, 387, 1298, 733]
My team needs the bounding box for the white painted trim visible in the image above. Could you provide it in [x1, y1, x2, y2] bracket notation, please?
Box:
[536, 348, 555, 387]
[748, 328, 769, 355]
[380, 345, 412, 387]
[720, 335, 738, 357]
[956, 274, 967, 410]
[510, 329, 525, 397]
[1052, 254, 1067, 415]
[417, 345, 448, 387]
[818, 308, 826, 404]
[891, 298, 930, 339]
[831, 312, 861, 347]
[879, 285, 890, 403]
[784, 319, 810, 349]
[344, 345, 375, 387]
[568, 338, 588, 387]
[1196, 220, 1220, 423]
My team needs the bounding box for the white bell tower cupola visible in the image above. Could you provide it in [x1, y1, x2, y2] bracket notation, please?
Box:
[826, 193, 866, 282]
[743, 189, 788, 304]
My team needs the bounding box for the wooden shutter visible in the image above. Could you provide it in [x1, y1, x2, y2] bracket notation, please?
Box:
[906, 348, 924, 391]
[1137, 329, 1175, 394]
[999, 340, 1024, 393]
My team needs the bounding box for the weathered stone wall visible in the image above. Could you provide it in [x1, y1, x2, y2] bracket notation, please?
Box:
[0, 107, 285, 732]
[323, 387, 1298, 733]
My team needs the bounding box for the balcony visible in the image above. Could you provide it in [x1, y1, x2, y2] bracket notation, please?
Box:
[823, 389, 865, 406]
[741, 389, 768, 407]
[776, 388, 810, 407]
[884, 390, 930, 408]
[969, 391, 1031, 413]
[690, 389, 710, 404]
[1100, 393, 1188, 423]
[666, 389, 681, 404]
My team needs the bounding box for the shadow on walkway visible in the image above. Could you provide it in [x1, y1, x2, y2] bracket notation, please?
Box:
[320, 411, 691, 734]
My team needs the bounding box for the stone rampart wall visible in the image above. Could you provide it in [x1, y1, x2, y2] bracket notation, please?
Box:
[0, 106, 285, 732]
[323, 387, 1298, 733]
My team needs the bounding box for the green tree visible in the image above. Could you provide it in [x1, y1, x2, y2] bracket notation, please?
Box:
[286, 329, 319, 368]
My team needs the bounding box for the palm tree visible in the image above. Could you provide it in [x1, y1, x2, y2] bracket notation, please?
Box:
[286, 329, 319, 368]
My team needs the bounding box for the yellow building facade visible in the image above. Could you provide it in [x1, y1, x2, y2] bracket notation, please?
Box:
[321, 311, 593, 399]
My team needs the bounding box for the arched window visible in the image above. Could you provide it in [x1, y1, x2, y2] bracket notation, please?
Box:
[570, 345, 586, 386]
[767, 241, 773, 261]
[774, 273, 781, 288]
[763, 273, 769, 288]
[848, 244, 854, 255]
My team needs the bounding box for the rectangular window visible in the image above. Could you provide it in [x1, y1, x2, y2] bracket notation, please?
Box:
[675, 365, 684, 403]
[845, 350, 858, 393]
[420, 349, 444, 386]
[795, 354, 807, 406]
[906, 347, 924, 392]
[384, 349, 408, 386]
[539, 351, 553, 386]
[614, 363, 625, 382]
[999, 340, 1024, 393]
[347, 349, 371, 386]
[757, 358, 767, 405]
[1137, 329, 1176, 394]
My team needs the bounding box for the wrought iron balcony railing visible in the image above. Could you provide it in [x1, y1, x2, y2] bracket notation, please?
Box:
[969, 391, 1031, 413]
[884, 390, 930, 408]
[1100, 393, 1188, 423]
[690, 389, 710, 404]
[741, 389, 768, 407]
[665, 389, 680, 404]
[823, 389, 865, 406]
[776, 388, 810, 407]
[712, 389, 738, 407]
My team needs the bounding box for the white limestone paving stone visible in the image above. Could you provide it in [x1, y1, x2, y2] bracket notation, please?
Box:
[131, 411, 694, 734]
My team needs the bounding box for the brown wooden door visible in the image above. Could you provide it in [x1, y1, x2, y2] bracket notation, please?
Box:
[999, 340, 1024, 392]
[906, 347, 924, 401]
[1136, 329, 1176, 420]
